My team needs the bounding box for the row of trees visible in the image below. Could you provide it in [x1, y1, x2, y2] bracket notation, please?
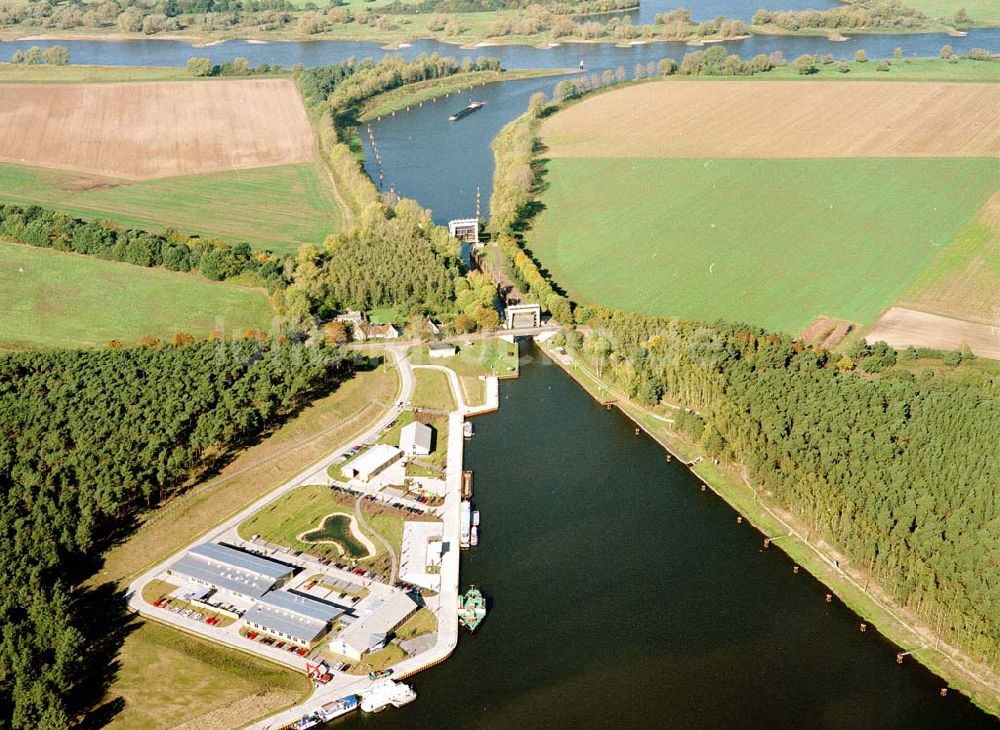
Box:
[0, 339, 350, 727]
[381, 0, 636, 13]
[9, 44, 68, 65]
[485, 7, 747, 40]
[0, 204, 291, 291]
[752, 0, 926, 31]
[562, 310, 1000, 673]
[185, 55, 289, 76]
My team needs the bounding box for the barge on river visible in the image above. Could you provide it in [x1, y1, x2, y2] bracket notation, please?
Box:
[449, 101, 484, 121]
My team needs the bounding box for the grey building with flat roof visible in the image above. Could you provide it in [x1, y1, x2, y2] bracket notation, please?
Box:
[243, 590, 345, 648]
[167, 542, 294, 600]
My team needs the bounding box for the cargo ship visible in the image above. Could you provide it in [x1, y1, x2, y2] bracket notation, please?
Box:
[458, 585, 486, 631]
[360, 679, 417, 712]
[449, 101, 484, 121]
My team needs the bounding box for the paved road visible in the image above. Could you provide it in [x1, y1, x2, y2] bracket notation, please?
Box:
[124, 346, 414, 668]
[125, 342, 507, 728]
[251, 362, 500, 729]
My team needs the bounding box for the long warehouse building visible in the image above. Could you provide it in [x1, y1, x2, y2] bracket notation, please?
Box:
[167, 542, 294, 600]
[243, 590, 345, 649]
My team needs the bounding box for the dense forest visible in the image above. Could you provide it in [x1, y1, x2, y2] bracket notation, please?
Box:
[0, 339, 350, 727]
[281, 199, 462, 320]
[559, 311, 1000, 672]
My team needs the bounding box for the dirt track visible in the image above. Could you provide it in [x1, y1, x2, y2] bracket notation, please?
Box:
[0, 79, 316, 179]
[542, 81, 1000, 159]
[866, 306, 1000, 359]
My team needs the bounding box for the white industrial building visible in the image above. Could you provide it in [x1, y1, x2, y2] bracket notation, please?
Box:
[328, 592, 418, 661]
[243, 590, 344, 649]
[399, 421, 433, 456]
[341, 444, 403, 483]
[166, 542, 294, 600]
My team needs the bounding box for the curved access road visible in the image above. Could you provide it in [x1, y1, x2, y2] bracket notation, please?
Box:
[124, 345, 413, 670]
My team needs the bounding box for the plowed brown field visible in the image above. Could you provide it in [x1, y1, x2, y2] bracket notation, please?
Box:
[541, 81, 1000, 159]
[866, 307, 1000, 359]
[0, 79, 316, 179]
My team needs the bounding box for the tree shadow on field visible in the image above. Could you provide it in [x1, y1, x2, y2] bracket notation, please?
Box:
[71, 582, 141, 729]
[506, 140, 569, 299]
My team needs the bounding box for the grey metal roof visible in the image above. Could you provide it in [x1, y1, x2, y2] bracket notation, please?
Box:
[244, 591, 344, 644]
[190, 543, 293, 580]
[168, 543, 294, 598]
[400, 421, 433, 452]
[336, 592, 417, 654]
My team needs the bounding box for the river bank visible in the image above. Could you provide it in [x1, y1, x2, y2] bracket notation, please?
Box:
[537, 339, 1000, 717]
[3, 17, 995, 51]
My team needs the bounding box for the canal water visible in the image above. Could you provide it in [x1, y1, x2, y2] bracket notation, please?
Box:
[338, 344, 995, 729]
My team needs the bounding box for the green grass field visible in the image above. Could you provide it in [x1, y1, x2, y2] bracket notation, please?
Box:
[901, 0, 1000, 24]
[0, 242, 274, 350]
[717, 57, 1000, 81]
[237, 485, 404, 562]
[528, 157, 998, 334]
[0, 63, 207, 83]
[105, 621, 310, 730]
[0, 161, 341, 254]
[412, 368, 457, 412]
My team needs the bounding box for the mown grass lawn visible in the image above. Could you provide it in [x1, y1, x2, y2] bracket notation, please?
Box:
[412, 368, 458, 412]
[0, 161, 341, 254]
[0, 242, 273, 350]
[105, 621, 310, 730]
[527, 157, 998, 334]
[237, 485, 404, 561]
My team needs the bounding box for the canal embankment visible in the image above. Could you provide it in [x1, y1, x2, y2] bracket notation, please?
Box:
[536, 338, 1000, 717]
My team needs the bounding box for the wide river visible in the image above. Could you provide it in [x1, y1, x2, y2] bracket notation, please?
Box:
[349, 344, 994, 728]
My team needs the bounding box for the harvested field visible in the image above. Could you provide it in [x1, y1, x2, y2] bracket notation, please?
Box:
[820, 322, 854, 351]
[798, 316, 856, 349]
[799, 316, 837, 343]
[541, 81, 1000, 159]
[0, 79, 316, 179]
[866, 307, 1000, 360]
[897, 191, 1000, 326]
